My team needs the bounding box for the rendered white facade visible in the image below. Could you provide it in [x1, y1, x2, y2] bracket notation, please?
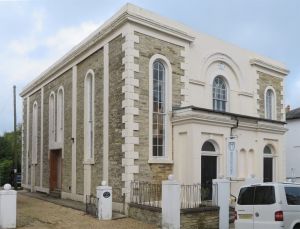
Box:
[286, 110, 300, 182]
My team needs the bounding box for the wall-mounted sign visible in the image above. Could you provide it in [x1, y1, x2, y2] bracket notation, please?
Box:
[103, 191, 111, 198]
[227, 136, 237, 178]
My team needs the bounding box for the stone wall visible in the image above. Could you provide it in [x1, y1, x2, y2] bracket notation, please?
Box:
[257, 71, 283, 121]
[180, 207, 219, 229]
[128, 203, 161, 227]
[128, 203, 219, 229]
[108, 35, 124, 203]
[29, 90, 42, 187]
[43, 69, 72, 190]
[22, 98, 27, 185]
[133, 32, 184, 182]
[76, 49, 104, 195]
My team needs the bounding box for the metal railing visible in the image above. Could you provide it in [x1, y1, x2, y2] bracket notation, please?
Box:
[86, 195, 98, 217]
[130, 181, 161, 208]
[181, 184, 216, 209]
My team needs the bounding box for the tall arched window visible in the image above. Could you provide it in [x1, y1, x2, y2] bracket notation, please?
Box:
[84, 70, 94, 161]
[265, 88, 275, 119]
[32, 102, 38, 164]
[49, 92, 56, 146]
[152, 60, 166, 157]
[57, 87, 64, 144]
[213, 76, 227, 112]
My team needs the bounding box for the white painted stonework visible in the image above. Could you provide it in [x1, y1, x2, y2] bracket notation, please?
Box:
[286, 119, 300, 182]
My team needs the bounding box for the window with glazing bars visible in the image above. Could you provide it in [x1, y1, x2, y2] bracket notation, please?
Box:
[213, 76, 227, 112]
[266, 89, 274, 119]
[152, 60, 166, 157]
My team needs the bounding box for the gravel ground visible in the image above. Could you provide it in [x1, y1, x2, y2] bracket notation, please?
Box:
[17, 193, 157, 229]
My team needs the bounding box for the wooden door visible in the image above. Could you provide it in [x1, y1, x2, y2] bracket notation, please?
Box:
[201, 156, 217, 200]
[50, 151, 58, 191]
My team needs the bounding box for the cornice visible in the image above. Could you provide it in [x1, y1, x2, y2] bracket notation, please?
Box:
[250, 58, 289, 76]
[20, 8, 195, 97]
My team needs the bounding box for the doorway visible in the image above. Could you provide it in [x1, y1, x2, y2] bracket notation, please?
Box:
[263, 158, 273, 182]
[50, 150, 62, 191]
[201, 155, 217, 200]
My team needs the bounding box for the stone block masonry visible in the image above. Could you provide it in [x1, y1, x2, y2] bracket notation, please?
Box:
[257, 71, 284, 121]
[133, 31, 185, 183]
[76, 49, 104, 196]
[42, 69, 72, 191]
[108, 35, 125, 204]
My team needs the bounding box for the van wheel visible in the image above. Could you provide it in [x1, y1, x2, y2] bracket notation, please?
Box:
[294, 223, 300, 229]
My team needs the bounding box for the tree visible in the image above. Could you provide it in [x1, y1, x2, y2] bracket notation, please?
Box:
[0, 124, 21, 186]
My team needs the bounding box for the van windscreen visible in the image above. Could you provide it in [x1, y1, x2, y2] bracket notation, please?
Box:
[285, 187, 300, 205]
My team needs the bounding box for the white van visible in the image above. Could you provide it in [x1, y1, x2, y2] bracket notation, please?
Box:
[235, 182, 300, 229]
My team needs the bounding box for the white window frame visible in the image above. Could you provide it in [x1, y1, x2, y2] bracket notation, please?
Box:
[148, 54, 173, 164]
[264, 86, 276, 120]
[49, 91, 56, 149]
[32, 101, 38, 164]
[212, 75, 228, 112]
[84, 69, 95, 164]
[56, 86, 64, 146]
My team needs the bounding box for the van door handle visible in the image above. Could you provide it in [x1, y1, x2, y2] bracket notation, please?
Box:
[255, 212, 259, 217]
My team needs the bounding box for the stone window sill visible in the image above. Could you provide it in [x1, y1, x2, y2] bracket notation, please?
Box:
[148, 158, 173, 164]
[83, 159, 95, 165]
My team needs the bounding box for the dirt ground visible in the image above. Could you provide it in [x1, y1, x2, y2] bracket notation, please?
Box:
[17, 193, 157, 229]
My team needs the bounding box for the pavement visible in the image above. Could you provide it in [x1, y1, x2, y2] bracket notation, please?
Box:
[17, 191, 157, 229]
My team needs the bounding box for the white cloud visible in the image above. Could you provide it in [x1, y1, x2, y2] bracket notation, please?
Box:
[0, 19, 100, 134]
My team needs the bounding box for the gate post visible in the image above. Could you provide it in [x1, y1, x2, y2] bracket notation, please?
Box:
[96, 181, 112, 220]
[0, 184, 17, 229]
[212, 179, 230, 229]
[162, 175, 180, 229]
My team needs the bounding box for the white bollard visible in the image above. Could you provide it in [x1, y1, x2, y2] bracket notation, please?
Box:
[212, 179, 230, 229]
[96, 181, 112, 220]
[0, 184, 17, 229]
[162, 174, 180, 229]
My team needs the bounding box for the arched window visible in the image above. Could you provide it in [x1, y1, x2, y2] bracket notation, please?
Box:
[84, 70, 94, 161]
[57, 87, 64, 144]
[32, 102, 38, 164]
[152, 60, 166, 157]
[213, 76, 227, 112]
[49, 92, 56, 145]
[265, 89, 275, 119]
[201, 141, 215, 152]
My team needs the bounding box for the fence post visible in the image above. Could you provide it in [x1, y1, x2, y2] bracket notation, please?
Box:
[212, 179, 230, 229]
[96, 181, 112, 220]
[0, 184, 17, 229]
[162, 175, 180, 229]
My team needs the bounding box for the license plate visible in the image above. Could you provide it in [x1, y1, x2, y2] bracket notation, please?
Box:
[239, 214, 253, 220]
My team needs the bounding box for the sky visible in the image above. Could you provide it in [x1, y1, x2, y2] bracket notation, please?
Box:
[0, 0, 299, 135]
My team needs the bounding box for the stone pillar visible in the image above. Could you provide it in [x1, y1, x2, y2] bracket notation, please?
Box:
[96, 181, 112, 220]
[0, 184, 17, 228]
[162, 175, 180, 229]
[212, 179, 230, 229]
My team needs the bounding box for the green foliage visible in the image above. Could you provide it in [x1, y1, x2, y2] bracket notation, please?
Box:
[0, 124, 21, 186]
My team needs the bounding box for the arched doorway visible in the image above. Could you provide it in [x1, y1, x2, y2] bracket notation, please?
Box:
[201, 141, 218, 200]
[263, 145, 274, 182]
